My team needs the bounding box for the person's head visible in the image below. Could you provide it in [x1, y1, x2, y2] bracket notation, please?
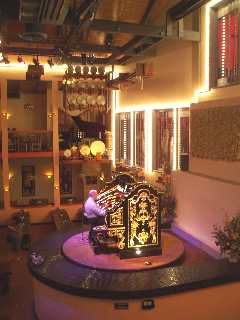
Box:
[88, 189, 98, 200]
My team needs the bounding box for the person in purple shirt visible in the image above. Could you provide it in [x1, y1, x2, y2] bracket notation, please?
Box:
[83, 190, 106, 241]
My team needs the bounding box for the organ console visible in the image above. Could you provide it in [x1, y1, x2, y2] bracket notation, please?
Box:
[95, 174, 162, 258]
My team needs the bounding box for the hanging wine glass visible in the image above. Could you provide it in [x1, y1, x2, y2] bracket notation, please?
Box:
[75, 65, 81, 77]
[90, 65, 97, 76]
[98, 65, 105, 76]
[83, 65, 89, 76]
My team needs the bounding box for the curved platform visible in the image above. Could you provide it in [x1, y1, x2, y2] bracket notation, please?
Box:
[62, 231, 185, 271]
[29, 227, 240, 300]
[29, 228, 240, 320]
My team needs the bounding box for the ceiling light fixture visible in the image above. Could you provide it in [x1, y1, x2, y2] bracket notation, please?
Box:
[2, 55, 10, 64]
[47, 58, 54, 68]
[17, 55, 25, 64]
[33, 56, 40, 67]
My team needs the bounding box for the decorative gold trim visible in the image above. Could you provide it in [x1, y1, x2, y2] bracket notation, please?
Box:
[108, 227, 126, 249]
[109, 207, 123, 226]
[128, 188, 159, 249]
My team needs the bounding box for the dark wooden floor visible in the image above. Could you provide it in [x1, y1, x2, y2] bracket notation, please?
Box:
[0, 224, 215, 320]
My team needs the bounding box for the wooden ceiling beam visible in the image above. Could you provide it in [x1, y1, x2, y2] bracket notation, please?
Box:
[67, 0, 101, 43]
[168, 0, 208, 21]
[37, 0, 69, 25]
[62, 55, 108, 65]
[107, 0, 162, 64]
[2, 44, 120, 56]
[89, 19, 164, 38]
[116, 38, 160, 65]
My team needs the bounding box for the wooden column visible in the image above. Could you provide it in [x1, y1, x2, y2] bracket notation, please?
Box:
[52, 80, 60, 207]
[1, 79, 10, 209]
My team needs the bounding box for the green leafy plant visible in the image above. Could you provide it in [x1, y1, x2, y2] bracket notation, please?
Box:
[212, 214, 240, 260]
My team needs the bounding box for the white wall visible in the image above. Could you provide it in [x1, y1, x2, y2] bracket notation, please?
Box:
[173, 171, 240, 251]
[119, 40, 198, 109]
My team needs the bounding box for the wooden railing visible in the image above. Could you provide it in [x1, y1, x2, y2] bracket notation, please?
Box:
[8, 130, 52, 153]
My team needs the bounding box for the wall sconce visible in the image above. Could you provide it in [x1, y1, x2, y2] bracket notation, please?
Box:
[54, 185, 59, 190]
[4, 186, 9, 192]
[1, 55, 10, 64]
[47, 58, 54, 68]
[48, 112, 56, 119]
[8, 172, 14, 180]
[17, 55, 25, 64]
[1, 112, 11, 119]
[45, 172, 53, 179]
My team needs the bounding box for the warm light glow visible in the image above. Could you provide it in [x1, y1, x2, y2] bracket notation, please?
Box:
[45, 172, 53, 179]
[4, 186, 9, 192]
[123, 118, 127, 160]
[112, 92, 116, 166]
[145, 109, 153, 172]
[177, 109, 181, 170]
[54, 185, 59, 190]
[47, 112, 56, 118]
[116, 103, 190, 173]
[112, 88, 119, 167]
[173, 108, 177, 171]
[116, 102, 190, 113]
[130, 112, 134, 166]
[136, 248, 142, 255]
[8, 172, 13, 180]
[1, 112, 11, 119]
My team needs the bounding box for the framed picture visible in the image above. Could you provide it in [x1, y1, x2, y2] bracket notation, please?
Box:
[22, 165, 35, 197]
[60, 166, 72, 194]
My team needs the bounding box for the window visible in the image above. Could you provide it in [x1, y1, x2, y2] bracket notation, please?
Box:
[115, 113, 131, 165]
[153, 110, 174, 171]
[213, 1, 240, 86]
[179, 108, 190, 171]
[134, 111, 145, 168]
[153, 108, 190, 171]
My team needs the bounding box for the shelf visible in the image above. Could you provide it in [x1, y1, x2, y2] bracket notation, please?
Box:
[10, 204, 54, 209]
[8, 130, 52, 134]
[7, 151, 53, 158]
[62, 159, 112, 165]
[60, 202, 83, 207]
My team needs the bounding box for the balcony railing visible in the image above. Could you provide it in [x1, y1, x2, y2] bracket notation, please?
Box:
[8, 130, 52, 153]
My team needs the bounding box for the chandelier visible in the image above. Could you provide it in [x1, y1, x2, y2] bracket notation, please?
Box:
[62, 64, 108, 117]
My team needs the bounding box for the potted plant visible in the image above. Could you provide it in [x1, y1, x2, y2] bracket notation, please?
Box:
[212, 214, 240, 263]
[161, 195, 177, 227]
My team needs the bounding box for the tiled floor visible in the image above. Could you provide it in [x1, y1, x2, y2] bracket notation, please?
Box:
[0, 224, 214, 320]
